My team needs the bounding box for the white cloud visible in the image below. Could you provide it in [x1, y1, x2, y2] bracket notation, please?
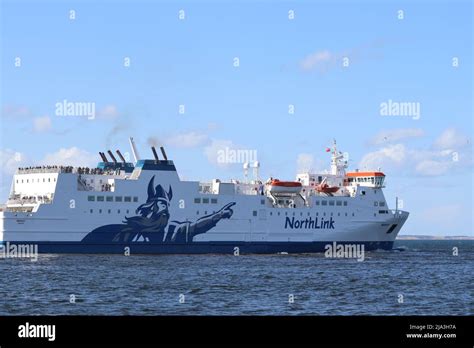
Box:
[300, 40, 385, 73]
[97, 105, 119, 119]
[300, 50, 333, 71]
[204, 139, 235, 167]
[370, 128, 424, 146]
[40, 147, 96, 167]
[33, 116, 52, 132]
[415, 160, 452, 176]
[2, 105, 31, 118]
[359, 144, 407, 171]
[0, 149, 27, 175]
[433, 128, 469, 150]
[359, 128, 472, 176]
[204, 139, 257, 168]
[164, 131, 209, 148]
[207, 122, 219, 131]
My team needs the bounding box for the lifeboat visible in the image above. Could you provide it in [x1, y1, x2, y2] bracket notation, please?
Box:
[315, 177, 339, 194]
[267, 179, 302, 194]
[315, 183, 340, 194]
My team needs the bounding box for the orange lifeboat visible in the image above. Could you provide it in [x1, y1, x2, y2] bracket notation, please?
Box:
[315, 183, 340, 194]
[268, 179, 302, 194]
[315, 177, 339, 194]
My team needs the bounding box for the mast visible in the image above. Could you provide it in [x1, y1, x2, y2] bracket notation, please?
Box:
[128, 137, 140, 164]
[330, 139, 347, 176]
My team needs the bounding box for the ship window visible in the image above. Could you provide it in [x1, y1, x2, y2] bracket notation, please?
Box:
[99, 209, 102, 213]
[323, 212, 326, 216]
[315, 201, 320, 205]
[379, 201, 385, 207]
[277, 212, 280, 216]
[336, 201, 342, 206]
[322, 200, 327, 206]
[90, 209, 93, 213]
[331, 212, 333, 216]
[374, 201, 378, 206]
[48, 178, 51, 182]
[54, 178, 56, 182]
[316, 212, 318, 216]
[253, 211, 257, 216]
[204, 211, 207, 214]
[126, 210, 129, 214]
[117, 209, 120, 214]
[88, 196, 95, 201]
[352, 213, 355, 216]
[16, 180, 18, 183]
[22, 180, 24, 183]
[124, 196, 131, 202]
[108, 209, 111, 214]
[270, 212, 273, 216]
[27, 179, 29, 183]
[194, 198, 201, 204]
[106, 196, 113, 202]
[115, 196, 122, 202]
[329, 201, 335, 206]
[300, 212, 303, 216]
[308, 212, 310, 216]
[97, 196, 104, 202]
[196, 211, 199, 215]
[361, 191, 366, 195]
[343, 201, 347, 206]
[133, 197, 138, 202]
[338, 213, 340, 216]
[345, 213, 348, 216]
[285, 212, 288, 216]
[203, 198, 209, 204]
[261, 199, 265, 205]
[211, 198, 218, 204]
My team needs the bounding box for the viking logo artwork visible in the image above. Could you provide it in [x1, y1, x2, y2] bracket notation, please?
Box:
[81, 175, 235, 244]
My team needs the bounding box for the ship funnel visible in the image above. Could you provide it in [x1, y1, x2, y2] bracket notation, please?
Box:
[151, 146, 160, 162]
[160, 146, 168, 161]
[107, 150, 118, 163]
[99, 152, 108, 163]
[128, 137, 140, 163]
[116, 150, 126, 163]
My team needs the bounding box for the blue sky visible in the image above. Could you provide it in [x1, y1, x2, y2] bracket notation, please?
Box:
[1, 0, 472, 235]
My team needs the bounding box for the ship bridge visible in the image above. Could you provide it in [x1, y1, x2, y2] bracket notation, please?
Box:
[345, 171, 385, 188]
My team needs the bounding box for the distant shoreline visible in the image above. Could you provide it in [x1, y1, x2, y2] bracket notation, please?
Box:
[397, 235, 474, 240]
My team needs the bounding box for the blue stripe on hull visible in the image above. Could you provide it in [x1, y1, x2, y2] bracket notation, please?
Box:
[1, 241, 394, 254]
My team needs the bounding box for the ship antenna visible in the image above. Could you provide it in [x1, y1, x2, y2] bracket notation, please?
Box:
[128, 137, 140, 164]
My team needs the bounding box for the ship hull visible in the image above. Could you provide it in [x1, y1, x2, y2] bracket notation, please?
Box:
[0, 240, 394, 254]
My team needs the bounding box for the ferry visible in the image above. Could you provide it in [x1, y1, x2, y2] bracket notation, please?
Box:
[0, 139, 409, 254]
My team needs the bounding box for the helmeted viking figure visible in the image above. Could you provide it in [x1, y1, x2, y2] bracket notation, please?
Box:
[82, 175, 235, 244]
